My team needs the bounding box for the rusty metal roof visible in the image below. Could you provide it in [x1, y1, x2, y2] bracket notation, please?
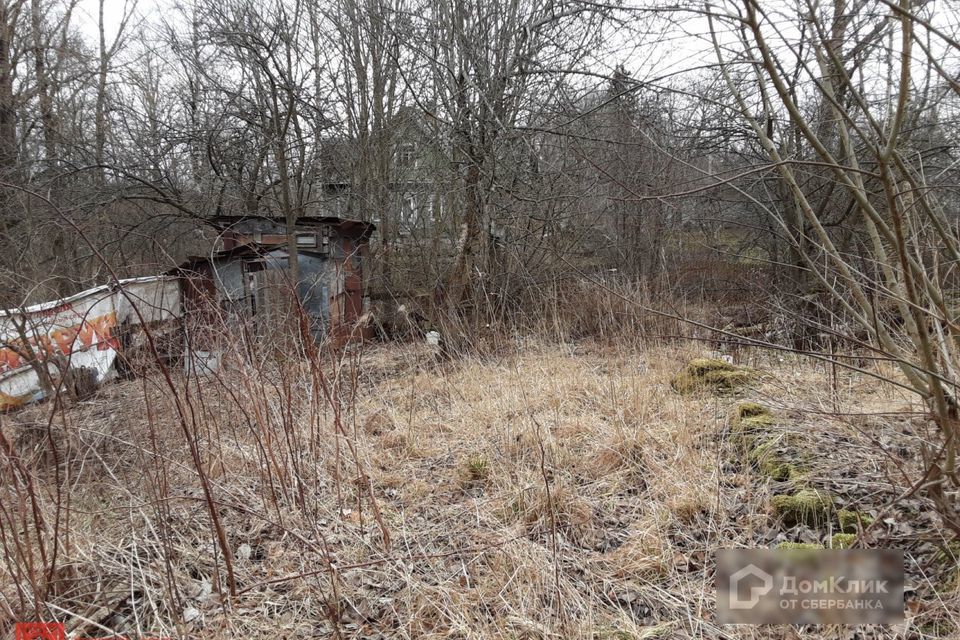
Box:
[211, 214, 375, 239]
[169, 242, 287, 274]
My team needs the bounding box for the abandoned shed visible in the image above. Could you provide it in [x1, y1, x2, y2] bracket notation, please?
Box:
[173, 215, 375, 345]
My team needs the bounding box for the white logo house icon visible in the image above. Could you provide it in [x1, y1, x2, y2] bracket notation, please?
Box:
[729, 564, 774, 609]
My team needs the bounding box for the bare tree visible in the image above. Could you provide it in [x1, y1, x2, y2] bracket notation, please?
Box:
[703, 0, 960, 532]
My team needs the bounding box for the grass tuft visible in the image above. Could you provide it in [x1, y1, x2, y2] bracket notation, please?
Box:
[671, 358, 753, 394]
[463, 454, 491, 484]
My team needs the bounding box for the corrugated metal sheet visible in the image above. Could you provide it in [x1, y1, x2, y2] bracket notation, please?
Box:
[0, 277, 181, 410]
[175, 216, 373, 344]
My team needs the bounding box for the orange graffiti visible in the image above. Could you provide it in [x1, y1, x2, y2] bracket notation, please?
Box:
[0, 390, 28, 410]
[0, 311, 118, 375]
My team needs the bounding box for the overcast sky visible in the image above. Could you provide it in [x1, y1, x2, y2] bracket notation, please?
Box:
[70, 0, 957, 102]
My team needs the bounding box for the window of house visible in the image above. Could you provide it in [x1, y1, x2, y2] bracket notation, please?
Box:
[399, 196, 418, 233]
[396, 143, 415, 168]
[296, 233, 317, 248]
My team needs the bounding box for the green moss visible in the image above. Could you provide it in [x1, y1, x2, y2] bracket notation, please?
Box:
[763, 460, 798, 482]
[944, 570, 960, 593]
[731, 402, 775, 437]
[748, 438, 800, 482]
[776, 542, 824, 550]
[740, 415, 775, 429]
[936, 541, 960, 564]
[837, 509, 874, 533]
[830, 533, 857, 549]
[735, 402, 769, 420]
[671, 358, 753, 394]
[918, 620, 957, 636]
[771, 489, 835, 528]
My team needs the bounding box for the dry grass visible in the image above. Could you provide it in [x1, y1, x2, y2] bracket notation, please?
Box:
[0, 337, 957, 638]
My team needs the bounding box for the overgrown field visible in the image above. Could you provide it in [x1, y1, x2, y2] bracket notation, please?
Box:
[1, 339, 957, 639]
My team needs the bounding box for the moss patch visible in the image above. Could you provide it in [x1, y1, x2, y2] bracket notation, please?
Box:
[935, 541, 960, 565]
[831, 533, 857, 549]
[837, 509, 873, 533]
[771, 489, 835, 528]
[918, 621, 957, 637]
[730, 401, 807, 486]
[736, 402, 768, 418]
[734, 402, 771, 422]
[748, 438, 801, 482]
[731, 402, 776, 436]
[761, 459, 798, 482]
[777, 542, 824, 550]
[671, 358, 753, 394]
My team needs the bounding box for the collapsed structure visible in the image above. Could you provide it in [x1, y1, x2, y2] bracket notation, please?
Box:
[0, 277, 181, 410]
[0, 215, 375, 410]
[173, 215, 376, 344]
